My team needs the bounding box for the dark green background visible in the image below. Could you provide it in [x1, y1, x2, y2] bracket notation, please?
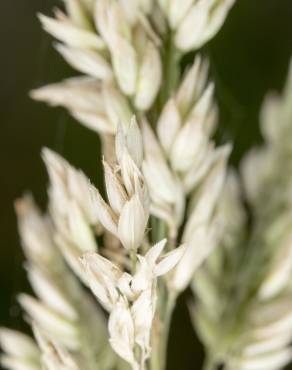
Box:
[0, 1, 292, 369]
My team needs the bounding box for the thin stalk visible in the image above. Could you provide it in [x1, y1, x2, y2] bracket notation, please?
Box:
[150, 292, 176, 370]
[159, 292, 176, 370]
[157, 219, 167, 242]
[148, 31, 180, 370]
[158, 32, 181, 111]
[130, 248, 137, 274]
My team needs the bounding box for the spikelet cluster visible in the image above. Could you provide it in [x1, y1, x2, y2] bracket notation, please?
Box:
[31, 0, 234, 135]
[191, 63, 292, 370]
[8, 1, 291, 370]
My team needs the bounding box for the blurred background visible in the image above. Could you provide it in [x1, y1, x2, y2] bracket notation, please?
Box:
[0, 0, 292, 369]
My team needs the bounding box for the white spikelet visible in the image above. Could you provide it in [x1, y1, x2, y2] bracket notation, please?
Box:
[183, 145, 231, 242]
[157, 98, 181, 154]
[32, 77, 135, 135]
[168, 221, 219, 293]
[56, 44, 113, 81]
[118, 193, 148, 251]
[33, 325, 81, 370]
[167, 0, 194, 29]
[86, 118, 148, 251]
[142, 119, 185, 234]
[15, 195, 57, 265]
[156, 57, 219, 194]
[63, 0, 92, 28]
[108, 298, 136, 366]
[42, 148, 99, 225]
[115, 117, 144, 169]
[95, 0, 162, 109]
[42, 148, 99, 254]
[0, 329, 40, 367]
[39, 13, 105, 50]
[80, 238, 184, 368]
[259, 233, 292, 300]
[80, 252, 121, 311]
[174, 0, 235, 51]
[134, 41, 162, 110]
[175, 56, 210, 117]
[18, 294, 79, 350]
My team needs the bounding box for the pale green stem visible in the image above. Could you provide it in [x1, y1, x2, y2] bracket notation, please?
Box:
[148, 33, 180, 370]
[158, 32, 181, 111]
[160, 292, 176, 370]
[157, 219, 167, 242]
[150, 292, 176, 370]
[130, 248, 137, 274]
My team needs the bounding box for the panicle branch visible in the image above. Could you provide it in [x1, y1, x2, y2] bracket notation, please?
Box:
[1, 1, 243, 370]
